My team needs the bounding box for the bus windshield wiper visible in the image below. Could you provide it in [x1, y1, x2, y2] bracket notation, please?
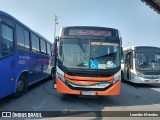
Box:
[74, 37, 86, 53]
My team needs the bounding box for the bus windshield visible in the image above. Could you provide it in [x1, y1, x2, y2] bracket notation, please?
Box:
[136, 52, 160, 71]
[59, 38, 120, 69]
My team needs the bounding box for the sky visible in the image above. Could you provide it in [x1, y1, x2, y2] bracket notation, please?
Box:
[0, 0, 160, 47]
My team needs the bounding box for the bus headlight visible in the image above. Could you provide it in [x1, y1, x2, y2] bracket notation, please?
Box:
[136, 71, 142, 77]
[113, 70, 121, 84]
[113, 75, 121, 84]
[57, 72, 65, 82]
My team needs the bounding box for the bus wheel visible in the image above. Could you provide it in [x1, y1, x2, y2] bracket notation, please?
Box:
[12, 75, 27, 98]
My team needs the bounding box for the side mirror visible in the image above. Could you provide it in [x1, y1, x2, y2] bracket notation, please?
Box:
[132, 51, 135, 58]
[51, 36, 59, 67]
[121, 47, 123, 56]
[55, 36, 59, 42]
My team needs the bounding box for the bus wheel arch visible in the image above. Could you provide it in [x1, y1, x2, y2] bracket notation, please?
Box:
[13, 72, 29, 98]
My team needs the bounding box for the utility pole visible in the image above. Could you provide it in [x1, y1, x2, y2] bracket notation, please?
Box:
[53, 14, 60, 58]
[52, 15, 60, 87]
[54, 15, 60, 40]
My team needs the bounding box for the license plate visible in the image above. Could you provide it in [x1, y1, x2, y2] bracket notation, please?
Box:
[150, 79, 155, 83]
[81, 91, 95, 96]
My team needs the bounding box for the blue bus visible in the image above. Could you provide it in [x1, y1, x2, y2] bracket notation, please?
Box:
[0, 11, 53, 99]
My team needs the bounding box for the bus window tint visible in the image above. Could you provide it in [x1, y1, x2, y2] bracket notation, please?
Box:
[47, 43, 51, 55]
[136, 53, 160, 70]
[40, 39, 46, 54]
[35, 36, 40, 52]
[2, 23, 14, 52]
[59, 39, 90, 69]
[16, 25, 25, 50]
[24, 30, 30, 51]
[31, 33, 40, 52]
[90, 41, 120, 69]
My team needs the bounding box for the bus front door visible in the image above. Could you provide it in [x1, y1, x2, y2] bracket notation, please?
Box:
[125, 52, 132, 81]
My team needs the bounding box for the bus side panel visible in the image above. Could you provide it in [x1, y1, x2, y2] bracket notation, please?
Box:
[13, 52, 51, 93]
[0, 52, 52, 99]
[0, 55, 17, 98]
[27, 53, 40, 83]
[0, 72, 15, 98]
[41, 55, 50, 78]
[26, 53, 51, 85]
[13, 52, 30, 90]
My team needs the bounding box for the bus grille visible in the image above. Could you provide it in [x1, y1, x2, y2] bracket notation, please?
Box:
[143, 72, 160, 75]
[66, 72, 112, 77]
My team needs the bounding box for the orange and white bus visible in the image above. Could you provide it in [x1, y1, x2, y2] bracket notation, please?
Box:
[53, 26, 122, 96]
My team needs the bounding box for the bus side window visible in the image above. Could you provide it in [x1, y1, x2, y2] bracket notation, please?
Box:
[31, 33, 40, 53]
[40, 39, 47, 54]
[24, 29, 30, 51]
[1, 23, 14, 52]
[46, 42, 51, 56]
[16, 24, 25, 50]
[16, 25, 30, 51]
[35, 36, 40, 52]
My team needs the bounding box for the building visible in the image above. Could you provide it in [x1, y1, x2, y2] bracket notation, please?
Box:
[142, 0, 160, 14]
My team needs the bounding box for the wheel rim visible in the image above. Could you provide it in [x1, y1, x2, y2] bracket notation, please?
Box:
[17, 80, 24, 92]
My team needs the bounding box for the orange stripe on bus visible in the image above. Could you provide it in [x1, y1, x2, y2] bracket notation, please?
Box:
[64, 73, 113, 82]
[66, 79, 101, 86]
[56, 77, 121, 96]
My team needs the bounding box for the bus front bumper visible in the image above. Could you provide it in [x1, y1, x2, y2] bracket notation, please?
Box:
[56, 78, 121, 96]
[133, 76, 160, 84]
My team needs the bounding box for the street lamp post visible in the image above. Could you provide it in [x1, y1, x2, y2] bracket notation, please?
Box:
[52, 15, 59, 88]
[54, 15, 60, 40]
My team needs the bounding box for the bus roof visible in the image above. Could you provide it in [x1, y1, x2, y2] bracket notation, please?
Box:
[0, 11, 52, 44]
[61, 26, 118, 31]
[60, 26, 119, 38]
[123, 46, 160, 51]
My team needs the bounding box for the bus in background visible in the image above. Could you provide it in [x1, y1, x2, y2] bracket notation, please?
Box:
[53, 26, 122, 96]
[0, 11, 53, 99]
[121, 46, 160, 84]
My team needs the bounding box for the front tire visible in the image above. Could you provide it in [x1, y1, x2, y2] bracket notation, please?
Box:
[12, 75, 27, 98]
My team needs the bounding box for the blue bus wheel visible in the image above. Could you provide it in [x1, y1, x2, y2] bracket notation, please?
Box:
[12, 75, 27, 98]
[17, 80, 24, 92]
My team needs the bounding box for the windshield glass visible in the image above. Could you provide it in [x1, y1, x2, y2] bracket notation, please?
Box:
[136, 52, 160, 71]
[59, 39, 90, 69]
[58, 38, 120, 69]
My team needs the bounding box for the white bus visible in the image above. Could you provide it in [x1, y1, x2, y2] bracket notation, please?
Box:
[121, 46, 160, 84]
